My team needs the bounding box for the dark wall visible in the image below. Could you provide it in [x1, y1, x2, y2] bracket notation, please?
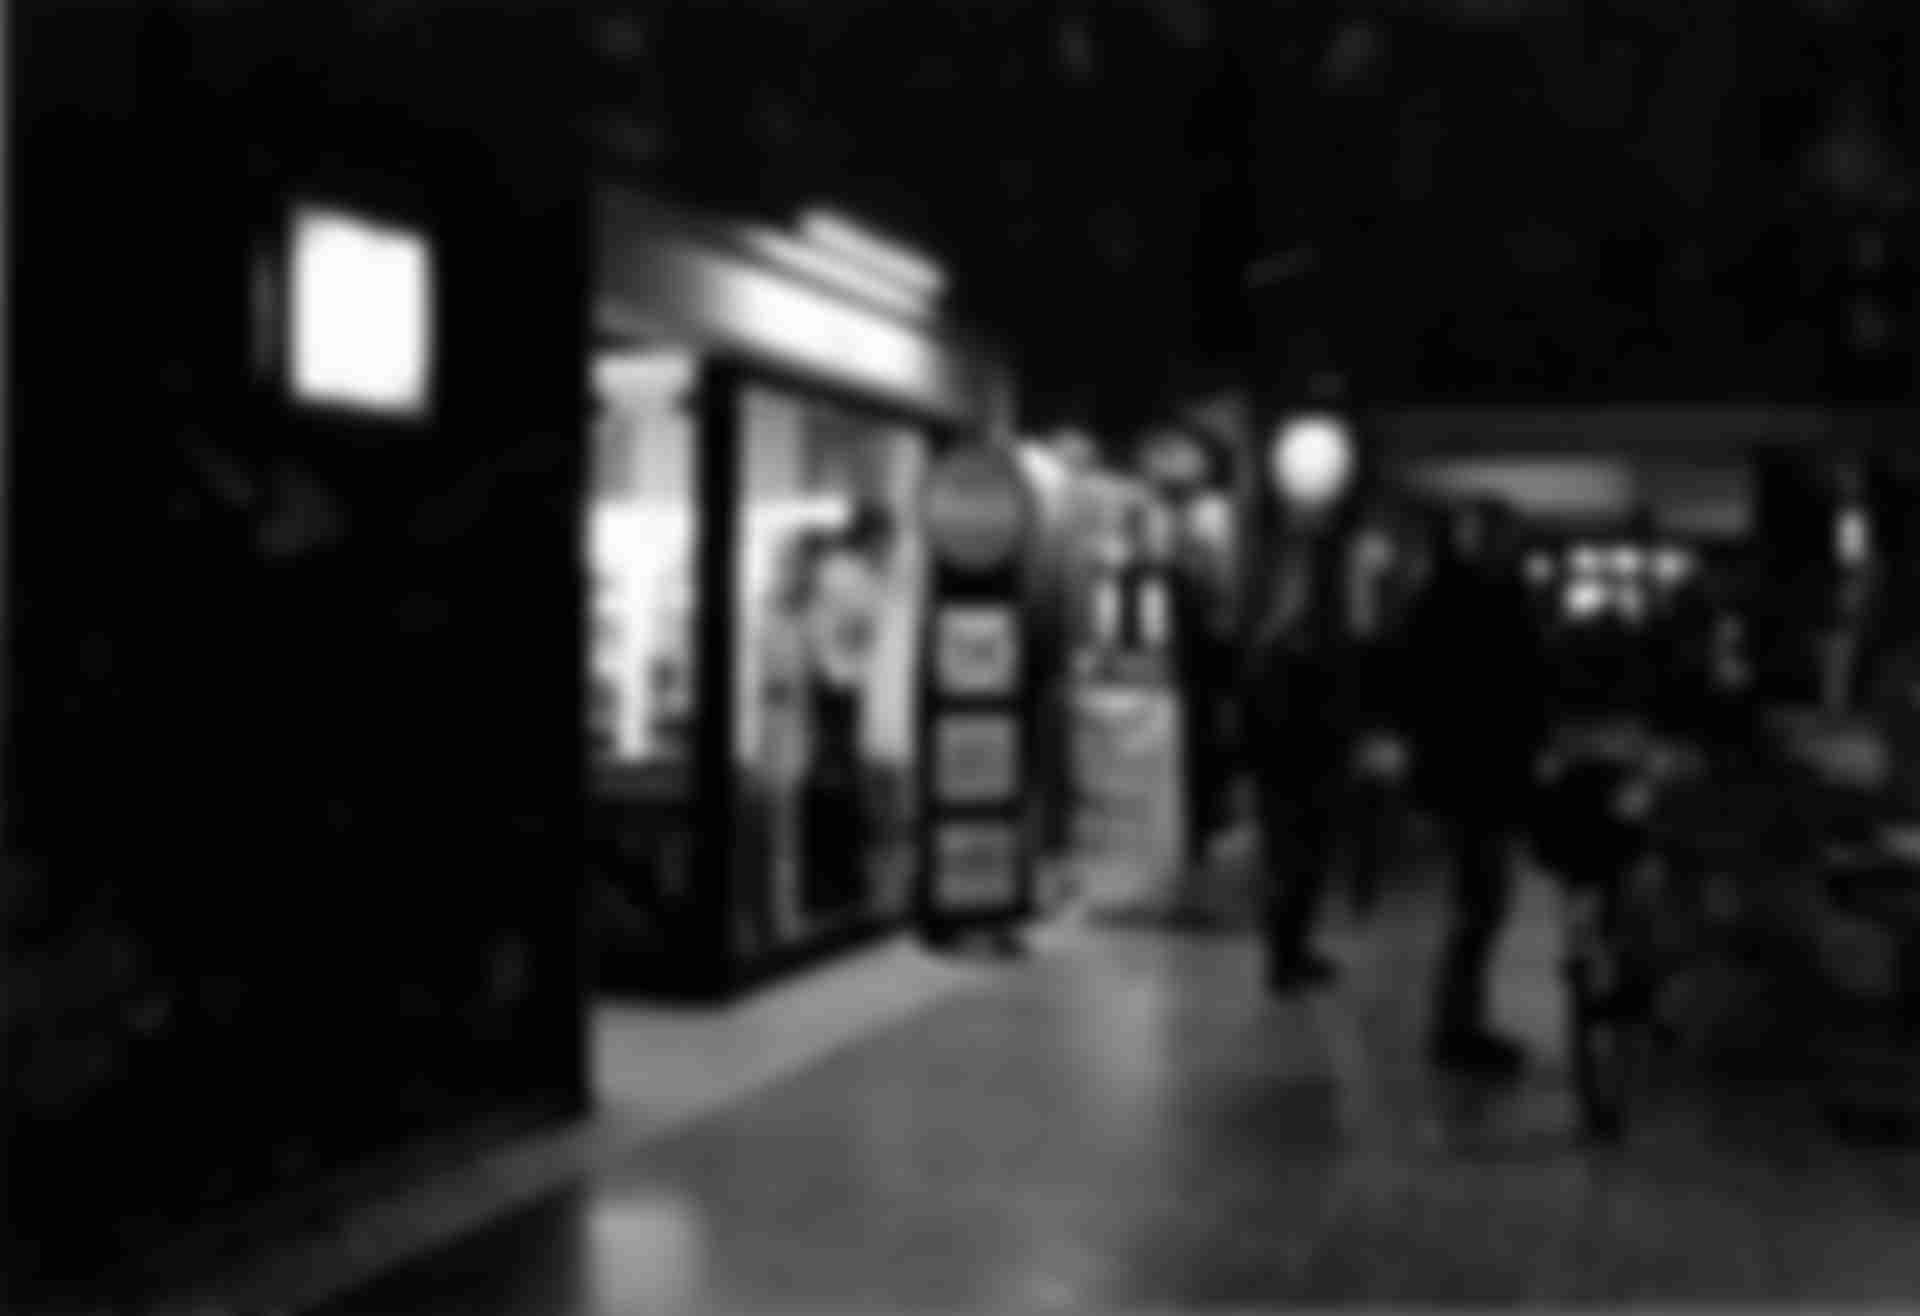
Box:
[1239, 2, 1917, 406]
[599, 1, 1252, 442]
[1862, 448, 1920, 684]
[4, 1, 590, 1299]
[1748, 446, 1838, 702]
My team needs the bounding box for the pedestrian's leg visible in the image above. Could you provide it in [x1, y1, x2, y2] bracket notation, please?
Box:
[1184, 703, 1215, 867]
[1256, 783, 1300, 963]
[1300, 794, 1340, 935]
[1347, 779, 1385, 918]
[1431, 817, 1521, 1066]
[1260, 783, 1337, 991]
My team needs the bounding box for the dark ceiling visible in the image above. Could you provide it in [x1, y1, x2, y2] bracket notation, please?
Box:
[576, 0, 1920, 427]
[1248, 0, 1920, 408]
[165, 0, 1920, 432]
[579, 0, 1252, 436]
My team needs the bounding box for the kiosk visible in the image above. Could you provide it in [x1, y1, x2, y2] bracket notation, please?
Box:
[917, 443, 1040, 944]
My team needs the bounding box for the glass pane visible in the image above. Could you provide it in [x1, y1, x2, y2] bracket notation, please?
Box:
[587, 348, 703, 968]
[735, 381, 930, 954]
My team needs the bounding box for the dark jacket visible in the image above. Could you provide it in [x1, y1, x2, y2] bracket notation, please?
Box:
[1399, 560, 1553, 820]
[1240, 622, 1360, 797]
[1527, 755, 1644, 887]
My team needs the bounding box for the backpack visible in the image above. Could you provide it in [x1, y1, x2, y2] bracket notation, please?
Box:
[1526, 756, 1644, 886]
[1240, 634, 1347, 777]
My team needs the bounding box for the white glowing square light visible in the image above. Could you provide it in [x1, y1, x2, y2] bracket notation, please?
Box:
[289, 205, 434, 417]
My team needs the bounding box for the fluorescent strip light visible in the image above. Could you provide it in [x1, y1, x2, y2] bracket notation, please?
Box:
[741, 226, 934, 319]
[797, 208, 948, 301]
[593, 350, 700, 400]
[708, 263, 929, 387]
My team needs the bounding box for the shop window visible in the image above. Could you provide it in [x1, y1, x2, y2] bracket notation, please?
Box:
[735, 382, 930, 951]
[589, 351, 700, 767]
[586, 349, 703, 970]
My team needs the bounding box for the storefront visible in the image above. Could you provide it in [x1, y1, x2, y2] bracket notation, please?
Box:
[587, 186, 1014, 998]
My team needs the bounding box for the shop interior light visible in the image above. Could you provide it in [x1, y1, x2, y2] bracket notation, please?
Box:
[743, 225, 935, 320]
[593, 349, 700, 400]
[1566, 577, 1608, 620]
[1051, 428, 1101, 470]
[1608, 544, 1645, 577]
[711, 264, 928, 387]
[1189, 495, 1236, 555]
[289, 204, 435, 417]
[1653, 547, 1695, 587]
[1144, 428, 1211, 491]
[1618, 584, 1649, 625]
[1569, 544, 1604, 576]
[1272, 412, 1355, 508]
[797, 208, 948, 302]
[1356, 527, 1397, 573]
[1837, 505, 1872, 566]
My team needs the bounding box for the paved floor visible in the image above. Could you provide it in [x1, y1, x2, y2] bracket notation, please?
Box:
[315, 857, 1920, 1312]
[161, 938, 996, 1316]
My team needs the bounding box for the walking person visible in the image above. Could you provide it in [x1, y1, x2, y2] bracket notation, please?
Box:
[1400, 500, 1554, 1075]
[1339, 516, 1412, 918]
[1171, 520, 1232, 869]
[1242, 542, 1359, 993]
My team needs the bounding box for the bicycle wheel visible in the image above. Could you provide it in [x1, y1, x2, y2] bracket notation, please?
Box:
[1566, 939, 1643, 1142]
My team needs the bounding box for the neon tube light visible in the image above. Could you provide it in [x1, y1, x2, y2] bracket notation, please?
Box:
[797, 208, 948, 301]
[741, 225, 934, 319]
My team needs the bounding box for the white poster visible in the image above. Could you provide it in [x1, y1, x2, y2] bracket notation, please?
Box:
[934, 714, 1021, 805]
[935, 822, 1021, 911]
[935, 605, 1021, 697]
[1068, 683, 1189, 915]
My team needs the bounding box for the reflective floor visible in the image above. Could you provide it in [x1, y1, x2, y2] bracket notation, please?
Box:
[319, 858, 1920, 1312]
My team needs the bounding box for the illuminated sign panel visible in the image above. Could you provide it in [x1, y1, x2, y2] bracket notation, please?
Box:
[596, 188, 984, 423]
[289, 205, 435, 418]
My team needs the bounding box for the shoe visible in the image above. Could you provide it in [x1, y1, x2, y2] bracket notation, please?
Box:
[1428, 1029, 1528, 1079]
[1267, 951, 1339, 995]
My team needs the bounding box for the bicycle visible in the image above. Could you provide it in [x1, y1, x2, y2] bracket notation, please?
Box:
[1531, 724, 1704, 1141]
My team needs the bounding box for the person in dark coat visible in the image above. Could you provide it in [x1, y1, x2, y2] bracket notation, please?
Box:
[1171, 527, 1231, 867]
[1338, 517, 1414, 918]
[1242, 541, 1359, 993]
[1400, 499, 1554, 1075]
